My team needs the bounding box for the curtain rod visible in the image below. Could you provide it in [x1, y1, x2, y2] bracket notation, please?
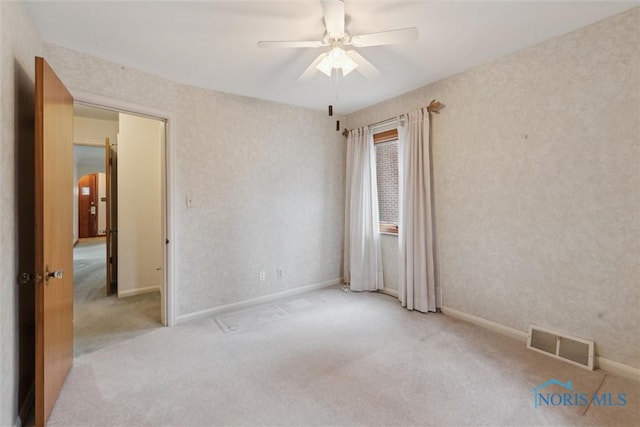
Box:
[341, 99, 443, 137]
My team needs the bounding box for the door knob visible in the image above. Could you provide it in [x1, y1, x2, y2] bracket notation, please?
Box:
[45, 266, 64, 283]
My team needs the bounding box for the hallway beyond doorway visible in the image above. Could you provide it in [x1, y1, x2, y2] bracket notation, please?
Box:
[73, 238, 161, 357]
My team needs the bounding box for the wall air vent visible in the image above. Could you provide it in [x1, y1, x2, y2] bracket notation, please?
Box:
[527, 324, 594, 370]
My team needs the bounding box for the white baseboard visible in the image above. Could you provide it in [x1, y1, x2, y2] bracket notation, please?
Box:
[176, 278, 341, 324]
[441, 306, 528, 343]
[441, 306, 640, 382]
[118, 285, 161, 298]
[596, 356, 640, 382]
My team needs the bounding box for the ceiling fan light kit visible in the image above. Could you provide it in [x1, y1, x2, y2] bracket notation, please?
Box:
[257, 0, 418, 81]
[316, 46, 358, 76]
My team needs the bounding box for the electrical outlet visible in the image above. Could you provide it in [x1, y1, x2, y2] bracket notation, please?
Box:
[259, 271, 266, 281]
[277, 268, 283, 279]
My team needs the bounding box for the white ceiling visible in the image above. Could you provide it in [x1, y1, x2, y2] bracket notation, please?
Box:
[25, 1, 637, 114]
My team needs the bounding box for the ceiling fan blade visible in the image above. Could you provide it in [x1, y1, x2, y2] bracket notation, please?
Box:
[351, 27, 418, 47]
[321, 0, 345, 39]
[297, 53, 327, 81]
[258, 40, 326, 48]
[346, 50, 381, 79]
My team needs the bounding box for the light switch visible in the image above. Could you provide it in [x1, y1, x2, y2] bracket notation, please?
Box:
[186, 195, 194, 208]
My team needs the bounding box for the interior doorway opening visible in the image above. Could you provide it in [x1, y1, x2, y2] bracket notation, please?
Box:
[72, 103, 167, 356]
[77, 172, 106, 239]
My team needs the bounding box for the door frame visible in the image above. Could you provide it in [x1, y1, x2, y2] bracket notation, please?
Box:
[72, 90, 176, 327]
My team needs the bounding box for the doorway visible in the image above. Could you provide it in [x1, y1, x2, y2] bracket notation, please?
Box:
[77, 172, 105, 238]
[72, 104, 166, 356]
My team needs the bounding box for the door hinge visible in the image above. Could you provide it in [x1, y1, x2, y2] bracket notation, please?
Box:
[166, 239, 169, 245]
[109, 158, 113, 166]
[109, 256, 113, 264]
[17, 272, 34, 285]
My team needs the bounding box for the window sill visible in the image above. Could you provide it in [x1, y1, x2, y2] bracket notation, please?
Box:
[379, 223, 398, 235]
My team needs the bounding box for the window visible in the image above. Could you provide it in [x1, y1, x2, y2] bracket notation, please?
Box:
[374, 129, 399, 234]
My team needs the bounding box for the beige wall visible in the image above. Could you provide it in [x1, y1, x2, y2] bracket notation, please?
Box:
[0, 2, 43, 425]
[117, 112, 164, 297]
[347, 8, 640, 368]
[74, 115, 118, 147]
[43, 42, 346, 318]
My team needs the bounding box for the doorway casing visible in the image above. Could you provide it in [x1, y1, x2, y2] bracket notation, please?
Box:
[72, 90, 176, 327]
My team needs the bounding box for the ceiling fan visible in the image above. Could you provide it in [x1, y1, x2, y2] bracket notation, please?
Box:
[257, 0, 418, 81]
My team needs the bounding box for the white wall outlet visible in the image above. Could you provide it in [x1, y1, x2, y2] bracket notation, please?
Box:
[277, 268, 283, 279]
[259, 271, 266, 281]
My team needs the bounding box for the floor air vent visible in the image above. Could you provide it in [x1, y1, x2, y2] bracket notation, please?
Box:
[527, 325, 594, 370]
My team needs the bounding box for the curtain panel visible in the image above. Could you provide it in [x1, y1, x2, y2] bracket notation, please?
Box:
[343, 127, 384, 292]
[398, 108, 437, 312]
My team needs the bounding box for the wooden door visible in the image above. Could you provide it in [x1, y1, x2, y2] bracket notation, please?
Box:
[105, 137, 117, 295]
[34, 56, 74, 427]
[78, 173, 98, 238]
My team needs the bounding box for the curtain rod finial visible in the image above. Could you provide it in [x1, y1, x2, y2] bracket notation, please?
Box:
[342, 129, 349, 137]
[427, 99, 444, 113]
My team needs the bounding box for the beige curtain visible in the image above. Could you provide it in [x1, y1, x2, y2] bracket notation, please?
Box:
[343, 127, 384, 291]
[398, 108, 436, 312]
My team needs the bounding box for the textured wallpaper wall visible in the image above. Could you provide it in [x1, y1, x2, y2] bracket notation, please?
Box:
[43, 43, 345, 319]
[346, 8, 640, 368]
[0, 2, 43, 425]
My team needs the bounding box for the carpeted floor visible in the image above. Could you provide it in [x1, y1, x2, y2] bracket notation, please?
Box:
[73, 238, 161, 357]
[47, 286, 638, 426]
[24, 239, 164, 426]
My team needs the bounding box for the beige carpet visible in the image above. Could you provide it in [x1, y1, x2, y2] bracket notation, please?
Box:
[73, 238, 161, 357]
[48, 287, 638, 426]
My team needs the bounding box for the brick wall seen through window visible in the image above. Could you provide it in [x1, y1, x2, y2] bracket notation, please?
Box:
[375, 140, 399, 227]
